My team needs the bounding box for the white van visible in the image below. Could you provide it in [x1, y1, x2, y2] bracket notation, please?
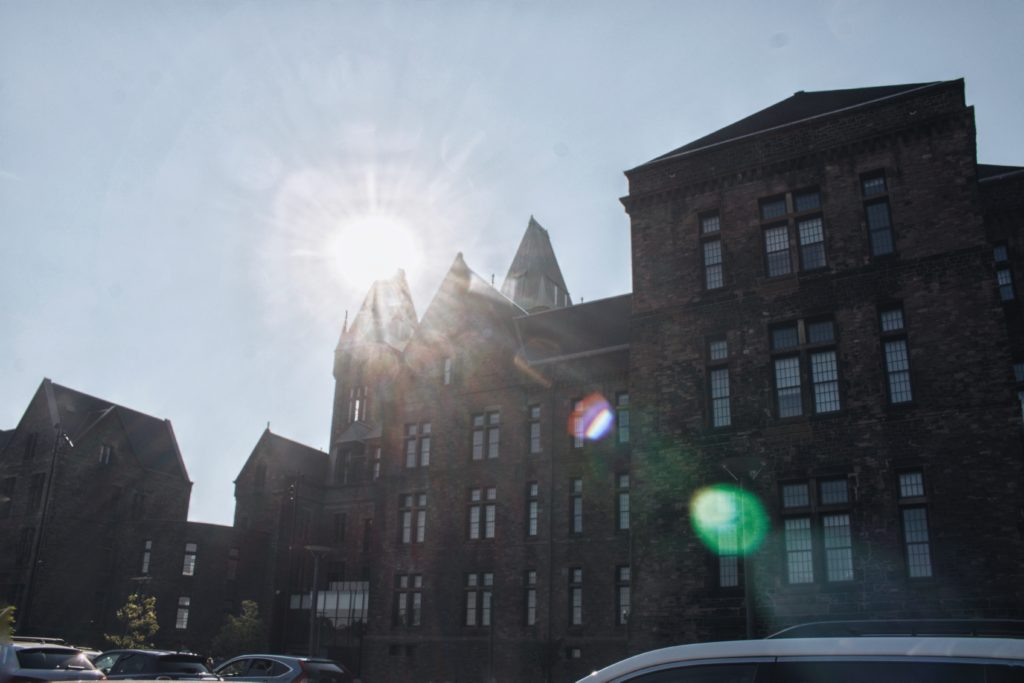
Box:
[577, 635, 1024, 682]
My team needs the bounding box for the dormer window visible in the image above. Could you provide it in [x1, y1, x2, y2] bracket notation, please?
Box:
[99, 445, 113, 465]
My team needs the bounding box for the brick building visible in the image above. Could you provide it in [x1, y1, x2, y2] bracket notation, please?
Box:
[5, 78, 1024, 683]
[0, 380, 266, 652]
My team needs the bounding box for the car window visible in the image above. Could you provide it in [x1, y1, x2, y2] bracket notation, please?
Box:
[93, 653, 120, 671]
[16, 648, 94, 670]
[773, 660, 986, 683]
[160, 655, 211, 673]
[626, 663, 758, 683]
[218, 659, 252, 677]
[113, 653, 149, 675]
[247, 659, 277, 676]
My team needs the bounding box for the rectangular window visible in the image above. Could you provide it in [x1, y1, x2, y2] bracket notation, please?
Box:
[880, 306, 912, 403]
[616, 393, 630, 443]
[700, 212, 720, 234]
[395, 574, 423, 627]
[529, 404, 542, 453]
[405, 423, 431, 468]
[898, 470, 933, 578]
[468, 487, 496, 540]
[182, 542, 197, 576]
[348, 385, 368, 422]
[98, 444, 113, 465]
[703, 239, 723, 289]
[997, 266, 1015, 301]
[525, 570, 537, 626]
[781, 478, 852, 584]
[572, 398, 585, 448]
[176, 596, 191, 629]
[527, 482, 540, 537]
[465, 573, 493, 626]
[569, 568, 583, 626]
[764, 224, 791, 277]
[798, 216, 826, 270]
[862, 172, 894, 256]
[570, 478, 583, 534]
[141, 540, 152, 575]
[616, 566, 631, 625]
[772, 319, 840, 418]
[710, 367, 731, 427]
[443, 357, 453, 385]
[718, 524, 739, 587]
[471, 411, 500, 460]
[400, 493, 427, 544]
[617, 474, 630, 531]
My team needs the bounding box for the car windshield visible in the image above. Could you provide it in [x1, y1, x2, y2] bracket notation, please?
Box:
[17, 649, 94, 670]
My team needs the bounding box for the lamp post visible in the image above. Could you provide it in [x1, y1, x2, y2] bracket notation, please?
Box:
[721, 456, 765, 639]
[304, 545, 332, 657]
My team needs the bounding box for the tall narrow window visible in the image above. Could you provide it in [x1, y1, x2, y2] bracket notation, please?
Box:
[572, 398, 584, 448]
[526, 482, 540, 537]
[616, 566, 631, 625]
[529, 404, 542, 454]
[468, 487, 496, 540]
[176, 597, 191, 629]
[764, 224, 791, 277]
[995, 245, 1015, 301]
[182, 542, 198, 576]
[471, 411, 500, 460]
[141, 540, 152, 575]
[395, 574, 423, 627]
[710, 367, 731, 427]
[718, 524, 739, 587]
[525, 570, 537, 626]
[703, 239, 723, 289]
[570, 478, 583, 534]
[898, 470, 933, 578]
[880, 307, 913, 403]
[98, 444, 113, 465]
[400, 493, 427, 544]
[616, 474, 630, 531]
[348, 386, 368, 422]
[616, 393, 630, 443]
[465, 573, 493, 626]
[862, 171, 894, 256]
[405, 422, 431, 468]
[442, 357, 453, 385]
[569, 568, 583, 626]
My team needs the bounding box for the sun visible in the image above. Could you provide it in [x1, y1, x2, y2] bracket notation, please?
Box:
[325, 212, 424, 291]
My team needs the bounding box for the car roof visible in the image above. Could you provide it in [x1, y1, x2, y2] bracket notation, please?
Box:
[6, 643, 82, 652]
[580, 637, 1024, 682]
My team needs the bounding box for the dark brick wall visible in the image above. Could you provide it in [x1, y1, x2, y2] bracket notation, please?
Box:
[625, 82, 1024, 653]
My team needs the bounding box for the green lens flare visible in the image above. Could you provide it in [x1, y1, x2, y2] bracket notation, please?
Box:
[690, 484, 768, 556]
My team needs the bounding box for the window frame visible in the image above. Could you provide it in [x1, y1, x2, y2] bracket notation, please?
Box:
[779, 476, 854, 585]
[471, 410, 501, 460]
[770, 318, 842, 419]
[897, 469, 934, 579]
[861, 170, 895, 256]
[569, 478, 583, 535]
[879, 305, 913, 405]
[468, 487, 496, 540]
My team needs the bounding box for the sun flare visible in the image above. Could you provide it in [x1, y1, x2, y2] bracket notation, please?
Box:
[326, 213, 423, 291]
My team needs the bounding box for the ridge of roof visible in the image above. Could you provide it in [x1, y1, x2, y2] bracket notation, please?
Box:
[635, 81, 953, 170]
[260, 427, 323, 455]
[978, 164, 1024, 182]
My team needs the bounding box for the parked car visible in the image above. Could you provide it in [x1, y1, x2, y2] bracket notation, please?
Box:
[94, 649, 220, 680]
[0, 641, 104, 683]
[213, 654, 351, 683]
[577, 626, 1024, 682]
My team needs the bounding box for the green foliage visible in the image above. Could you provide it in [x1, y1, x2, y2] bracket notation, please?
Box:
[105, 593, 159, 649]
[211, 600, 267, 659]
[0, 604, 15, 643]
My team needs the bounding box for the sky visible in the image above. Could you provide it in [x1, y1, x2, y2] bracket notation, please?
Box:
[2, 0, 1022, 525]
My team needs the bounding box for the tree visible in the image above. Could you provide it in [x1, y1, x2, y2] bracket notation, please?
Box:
[105, 593, 159, 648]
[211, 601, 267, 659]
[0, 604, 14, 643]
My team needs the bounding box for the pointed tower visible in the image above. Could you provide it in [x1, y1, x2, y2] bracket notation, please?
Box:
[500, 216, 572, 313]
[329, 270, 418, 481]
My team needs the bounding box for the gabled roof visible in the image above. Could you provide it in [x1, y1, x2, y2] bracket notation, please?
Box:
[639, 81, 948, 168]
[236, 427, 326, 483]
[31, 379, 189, 480]
[338, 269, 418, 352]
[417, 253, 525, 334]
[501, 216, 572, 312]
[515, 294, 631, 363]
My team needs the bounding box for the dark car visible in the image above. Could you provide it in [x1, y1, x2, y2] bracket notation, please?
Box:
[214, 654, 350, 683]
[0, 642, 104, 683]
[94, 649, 220, 680]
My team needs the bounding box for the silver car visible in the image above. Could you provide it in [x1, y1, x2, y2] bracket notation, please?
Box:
[214, 655, 351, 683]
[0, 642, 104, 683]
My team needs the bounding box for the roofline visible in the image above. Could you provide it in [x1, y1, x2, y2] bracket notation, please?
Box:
[513, 292, 631, 321]
[527, 343, 630, 366]
[629, 80, 954, 173]
[979, 167, 1024, 183]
